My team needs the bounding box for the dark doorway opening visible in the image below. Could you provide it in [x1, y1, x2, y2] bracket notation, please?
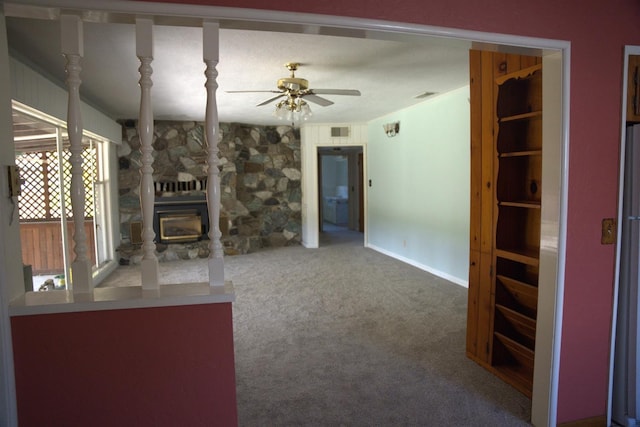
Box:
[317, 146, 364, 243]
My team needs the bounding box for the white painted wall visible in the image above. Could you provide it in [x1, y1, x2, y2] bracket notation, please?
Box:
[366, 86, 470, 286]
[10, 56, 122, 143]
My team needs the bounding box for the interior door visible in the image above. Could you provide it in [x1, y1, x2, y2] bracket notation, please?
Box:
[612, 123, 640, 426]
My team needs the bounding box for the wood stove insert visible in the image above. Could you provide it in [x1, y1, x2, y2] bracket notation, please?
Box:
[153, 195, 209, 244]
[158, 210, 202, 243]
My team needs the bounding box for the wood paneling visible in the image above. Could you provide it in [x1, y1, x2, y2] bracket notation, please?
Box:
[20, 220, 96, 274]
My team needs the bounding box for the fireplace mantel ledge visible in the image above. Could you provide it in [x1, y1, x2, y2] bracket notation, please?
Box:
[9, 281, 235, 317]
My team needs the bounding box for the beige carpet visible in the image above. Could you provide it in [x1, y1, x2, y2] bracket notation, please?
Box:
[101, 229, 532, 426]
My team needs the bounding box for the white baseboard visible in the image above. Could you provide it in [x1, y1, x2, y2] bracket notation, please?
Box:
[366, 243, 468, 288]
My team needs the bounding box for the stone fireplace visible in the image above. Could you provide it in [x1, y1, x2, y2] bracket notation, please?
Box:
[117, 121, 302, 264]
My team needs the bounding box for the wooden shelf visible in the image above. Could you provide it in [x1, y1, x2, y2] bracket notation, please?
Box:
[496, 275, 538, 315]
[496, 156, 542, 204]
[496, 208, 541, 256]
[499, 201, 541, 209]
[499, 150, 542, 158]
[492, 365, 534, 398]
[495, 304, 536, 345]
[495, 63, 542, 85]
[494, 332, 535, 365]
[497, 114, 542, 153]
[493, 332, 535, 397]
[496, 66, 542, 119]
[496, 248, 540, 267]
[499, 111, 542, 123]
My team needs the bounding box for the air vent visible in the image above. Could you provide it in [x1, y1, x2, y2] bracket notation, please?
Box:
[331, 126, 350, 137]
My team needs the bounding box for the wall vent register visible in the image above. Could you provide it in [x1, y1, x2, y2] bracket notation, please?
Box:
[331, 126, 350, 137]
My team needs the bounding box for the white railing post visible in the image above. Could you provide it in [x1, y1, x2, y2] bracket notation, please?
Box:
[136, 18, 159, 290]
[61, 14, 92, 296]
[203, 22, 224, 287]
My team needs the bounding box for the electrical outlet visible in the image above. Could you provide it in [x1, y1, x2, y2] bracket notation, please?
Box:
[601, 218, 616, 245]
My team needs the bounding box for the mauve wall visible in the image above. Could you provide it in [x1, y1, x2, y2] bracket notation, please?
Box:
[11, 303, 237, 427]
[143, 0, 640, 422]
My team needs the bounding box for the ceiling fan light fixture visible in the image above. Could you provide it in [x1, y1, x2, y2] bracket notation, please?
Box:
[274, 97, 312, 122]
[274, 100, 290, 120]
[230, 62, 358, 124]
[299, 100, 312, 121]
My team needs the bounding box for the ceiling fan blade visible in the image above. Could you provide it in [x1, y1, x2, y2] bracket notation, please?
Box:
[225, 90, 282, 93]
[310, 89, 361, 96]
[256, 94, 286, 106]
[303, 94, 334, 107]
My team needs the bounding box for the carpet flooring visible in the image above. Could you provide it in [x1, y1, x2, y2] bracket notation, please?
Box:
[100, 228, 532, 426]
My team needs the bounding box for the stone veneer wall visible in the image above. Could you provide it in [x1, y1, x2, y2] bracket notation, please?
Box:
[117, 120, 301, 262]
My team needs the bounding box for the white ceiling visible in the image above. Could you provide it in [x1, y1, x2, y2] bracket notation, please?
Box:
[6, 16, 471, 126]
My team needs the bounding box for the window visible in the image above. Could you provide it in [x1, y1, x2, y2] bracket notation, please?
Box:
[13, 105, 115, 285]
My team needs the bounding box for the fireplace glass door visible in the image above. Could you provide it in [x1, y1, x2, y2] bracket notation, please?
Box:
[158, 210, 202, 243]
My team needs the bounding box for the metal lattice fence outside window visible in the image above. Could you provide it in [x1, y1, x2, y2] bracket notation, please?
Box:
[16, 147, 97, 221]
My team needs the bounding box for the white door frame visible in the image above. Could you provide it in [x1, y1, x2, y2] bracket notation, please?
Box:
[312, 144, 366, 244]
[1, 2, 570, 426]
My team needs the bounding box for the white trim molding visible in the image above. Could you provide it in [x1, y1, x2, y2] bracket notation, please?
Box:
[367, 243, 469, 288]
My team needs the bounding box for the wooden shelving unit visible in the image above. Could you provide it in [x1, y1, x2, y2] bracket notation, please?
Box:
[627, 55, 640, 123]
[466, 51, 542, 398]
[492, 62, 541, 397]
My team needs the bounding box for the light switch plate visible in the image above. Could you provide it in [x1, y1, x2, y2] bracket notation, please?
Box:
[601, 218, 617, 245]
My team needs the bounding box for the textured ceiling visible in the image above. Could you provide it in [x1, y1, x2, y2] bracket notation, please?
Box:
[6, 16, 471, 126]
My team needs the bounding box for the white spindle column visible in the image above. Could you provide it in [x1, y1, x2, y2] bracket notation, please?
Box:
[137, 18, 159, 290]
[203, 22, 225, 287]
[61, 14, 92, 296]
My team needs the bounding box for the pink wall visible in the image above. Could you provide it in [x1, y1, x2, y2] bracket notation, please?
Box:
[137, 0, 640, 422]
[11, 303, 237, 427]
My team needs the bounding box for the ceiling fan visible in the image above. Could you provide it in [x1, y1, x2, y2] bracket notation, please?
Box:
[226, 62, 361, 120]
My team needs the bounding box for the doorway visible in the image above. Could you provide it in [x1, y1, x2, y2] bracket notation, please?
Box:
[0, 5, 568, 426]
[318, 146, 364, 239]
